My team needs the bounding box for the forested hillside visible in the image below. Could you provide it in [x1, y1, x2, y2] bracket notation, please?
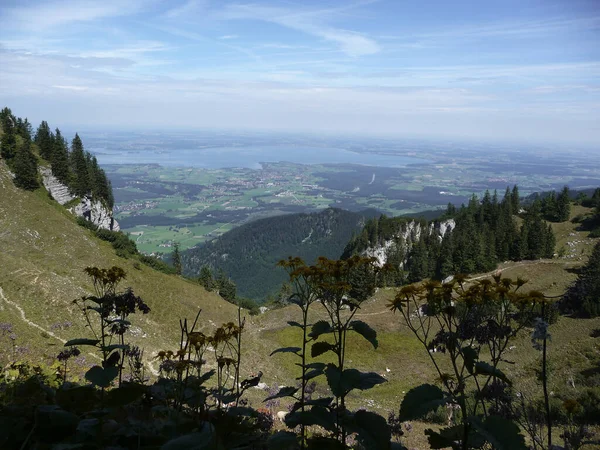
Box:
[181, 208, 378, 301]
[344, 186, 557, 284]
[0, 107, 113, 207]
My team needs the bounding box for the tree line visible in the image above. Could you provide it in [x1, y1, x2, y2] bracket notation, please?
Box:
[0, 107, 113, 207]
[343, 186, 558, 285]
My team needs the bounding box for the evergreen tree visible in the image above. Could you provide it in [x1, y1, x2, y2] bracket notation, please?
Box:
[172, 242, 182, 275]
[17, 117, 32, 142]
[35, 121, 54, 160]
[511, 185, 520, 213]
[545, 224, 556, 258]
[561, 241, 600, 317]
[51, 129, 70, 184]
[556, 186, 571, 222]
[198, 266, 216, 291]
[70, 133, 90, 196]
[216, 269, 237, 303]
[13, 140, 39, 190]
[436, 229, 454, 279]
[0, 107, 17, 161]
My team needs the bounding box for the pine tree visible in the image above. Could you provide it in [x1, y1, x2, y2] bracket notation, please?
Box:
[198, 266, 216, 291]
[13, 140, 39, 190]
[216, 269, 237, 302]
[511, 185, 520, 213]
[0, 108, 17, 161]
[35, 121, 54, 160]
[556, 186, 571, 222]
[51, 129, 70, 184]
[70, 133, 90, 196]
[172, 242, 182, 275]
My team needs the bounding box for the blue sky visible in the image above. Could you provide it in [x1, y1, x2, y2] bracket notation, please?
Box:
[0, 0, 599, 144]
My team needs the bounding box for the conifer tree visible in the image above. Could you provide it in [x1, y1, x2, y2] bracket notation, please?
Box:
[198, 266, 216, 291]
[556, 186, 571, 222]
[172, 242, 182, 275]
[35, 121, 54, 160]
[511, 185, 520, 213]
[0, 108, 17, 161]
[70, 133, 90, 196]
[51, 129, 70, 184]
[13, 139, 39, 190]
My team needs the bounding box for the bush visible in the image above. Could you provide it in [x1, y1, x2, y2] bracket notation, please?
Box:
[139, 254, 176, 275]
[237, 297, 259, 315]
[95, 229, 137, 257]
[76, 216, 99, 232]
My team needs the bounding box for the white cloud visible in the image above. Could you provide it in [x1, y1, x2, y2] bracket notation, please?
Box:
[164, 0, 208, 19]
[0, 0, 152, 30]
[219, 35, 239, 40]
[221, 3, 380, 57]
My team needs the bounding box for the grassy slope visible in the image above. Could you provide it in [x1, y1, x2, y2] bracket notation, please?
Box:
[0, 160, 239, 371]
[1, 160, 598, 446]
[247, 204, 600, 447]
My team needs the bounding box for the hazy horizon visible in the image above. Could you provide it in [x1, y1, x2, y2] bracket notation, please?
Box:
[1, 0, 599, 146]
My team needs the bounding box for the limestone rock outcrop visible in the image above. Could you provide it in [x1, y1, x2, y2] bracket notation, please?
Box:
[40, 167, 119, 231]
[362, 219, 455, 268]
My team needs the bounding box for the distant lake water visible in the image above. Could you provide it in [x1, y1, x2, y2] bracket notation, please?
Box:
[92, 145, 430, 169]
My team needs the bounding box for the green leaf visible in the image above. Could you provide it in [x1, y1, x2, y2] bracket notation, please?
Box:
[264, 386, 299, 402]
[305, 362, 326, 370]
[462, 347, 478, 375]
[270, 346, 302, 357]
[104, 344, 129, 352]
[64, 338, 99, 347]
[285, 406, 337, 432]
[472, 416, 527, 450]
[474, 362, 511, 384]
[85, 365, 118, 388]
[349, 320, 378, 348]
[311, 341, 336, 358]
[324, 365, 386, 397]
[107, 318, 131, 326]
[308, 320, 332, 339]
[267, 431, 299, 450]
[290, 397, 334, 413]
[398, 384, 449, 421]
[425, 426, 462, 449]
[106, 383, 145, 407]
[353, 410, 391, 450]
[304, 367, 325, 380]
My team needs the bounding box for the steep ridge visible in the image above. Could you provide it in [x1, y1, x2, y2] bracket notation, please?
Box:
[0, 160, 238, 368]
[40, 166, 120, 231]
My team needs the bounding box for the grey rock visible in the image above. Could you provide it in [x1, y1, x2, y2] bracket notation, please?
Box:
[40, 167, 119, 231]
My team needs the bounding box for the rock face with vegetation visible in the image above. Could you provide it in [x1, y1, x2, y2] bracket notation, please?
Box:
[359, 218, 456, 267]
[41, 167, 119, 231]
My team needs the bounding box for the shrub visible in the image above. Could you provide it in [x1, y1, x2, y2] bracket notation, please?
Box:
[139, 254, 176, 274]
[76, 216, 99, 232]
[95, 229, 137, 257]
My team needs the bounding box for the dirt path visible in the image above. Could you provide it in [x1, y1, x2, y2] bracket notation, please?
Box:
[0, 284, 67, 344]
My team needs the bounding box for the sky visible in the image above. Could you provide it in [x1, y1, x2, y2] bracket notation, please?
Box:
[0, 0, 599, 144]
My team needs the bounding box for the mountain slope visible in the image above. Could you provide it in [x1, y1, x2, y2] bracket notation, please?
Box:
[182, 208, 379, 301]
[0, 160, 238, 369]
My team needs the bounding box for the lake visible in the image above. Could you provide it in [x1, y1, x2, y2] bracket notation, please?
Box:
[92, 145, 430, 169]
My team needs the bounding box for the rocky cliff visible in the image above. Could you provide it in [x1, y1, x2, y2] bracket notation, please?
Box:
[361, 218, 455, 268]
[40, 167, 119, 231]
